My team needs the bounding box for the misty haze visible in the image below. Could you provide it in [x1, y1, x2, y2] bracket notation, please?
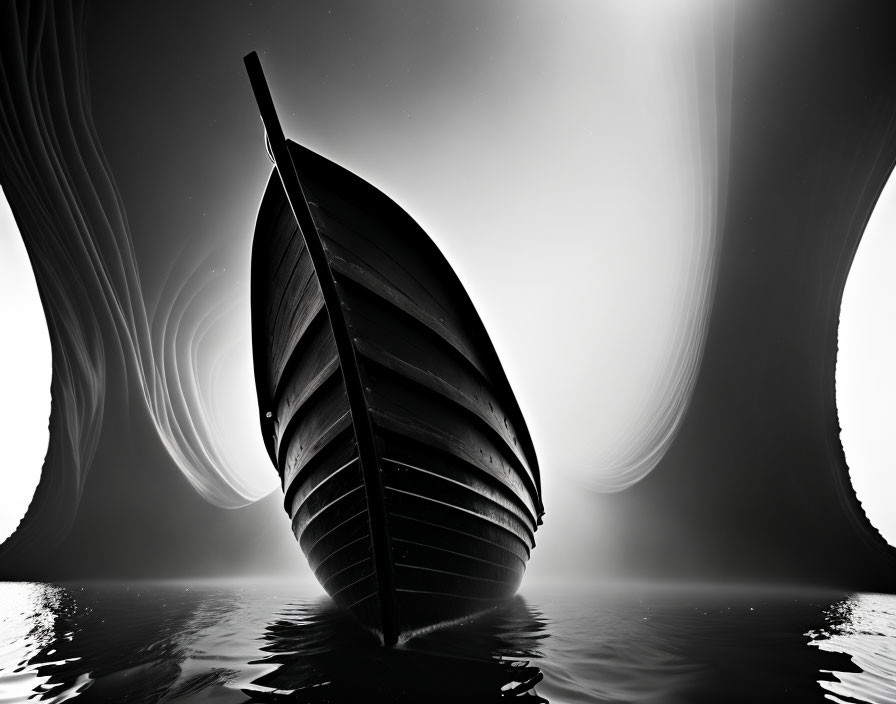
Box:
[1, 1, 896, 702]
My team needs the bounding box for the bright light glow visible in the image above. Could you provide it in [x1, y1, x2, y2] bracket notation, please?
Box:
[837, 168, 896, 547]
[370, 1, 729, 492]
[0, 188, 52, 546]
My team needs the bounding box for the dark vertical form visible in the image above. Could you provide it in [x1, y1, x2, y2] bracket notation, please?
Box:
[610, 0, 896, 589]
[244, 52, 398, 645]
[0, 0, 106, 567]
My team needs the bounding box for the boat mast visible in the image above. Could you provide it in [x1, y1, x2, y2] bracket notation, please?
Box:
[243, 51, 399, 646]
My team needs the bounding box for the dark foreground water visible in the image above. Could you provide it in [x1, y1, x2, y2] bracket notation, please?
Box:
[1, 581, 894, 703]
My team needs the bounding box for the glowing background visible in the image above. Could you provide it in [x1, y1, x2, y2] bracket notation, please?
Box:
[2, 0, 895, 588]
[838, 168, 896, 548]
[0, 1, 729, 560]
[0, 191, 51, 545]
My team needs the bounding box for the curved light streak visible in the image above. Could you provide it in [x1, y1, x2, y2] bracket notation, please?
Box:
[837, 165, 896, 548]
[0, 0, 274, 559]
[583, 3, 731, 491]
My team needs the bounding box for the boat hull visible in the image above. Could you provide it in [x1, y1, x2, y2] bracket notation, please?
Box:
[251, 141, 543, 643]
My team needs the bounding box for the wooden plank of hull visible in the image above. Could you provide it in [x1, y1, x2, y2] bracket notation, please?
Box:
[389, 514, 530, 570]
[290, 142, 541, 505]
[282, 428, 356, 513]
[277, 375, 351, 479]
[393, 535, 525, 587]
[381, 457, 536, 549]
[312, 535, 371, 590]
[372, 401, 538, 526]
[256, 183, 323, 399]
[381, 448, 538, 541]
[302, 509, 370, 574]
[384, 485, 533, 566]
[334, 276, 535, 485]
[247, 53, 542, 644]
[272, 309, 338, 447]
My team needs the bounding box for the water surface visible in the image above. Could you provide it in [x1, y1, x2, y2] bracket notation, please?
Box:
[1, 580, 893, 702]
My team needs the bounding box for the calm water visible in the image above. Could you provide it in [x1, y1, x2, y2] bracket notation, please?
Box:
[1, 580, 894, 703]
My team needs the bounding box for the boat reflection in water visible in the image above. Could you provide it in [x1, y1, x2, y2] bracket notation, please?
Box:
[243, 596, 547, 702]
[0, 582, 547, 703]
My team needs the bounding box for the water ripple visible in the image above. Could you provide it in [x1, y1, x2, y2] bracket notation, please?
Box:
[809, 593, 896, 704]
[2, 582, 896, 702]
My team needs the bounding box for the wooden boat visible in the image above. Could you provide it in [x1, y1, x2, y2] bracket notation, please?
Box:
[244, 52, 544, 645]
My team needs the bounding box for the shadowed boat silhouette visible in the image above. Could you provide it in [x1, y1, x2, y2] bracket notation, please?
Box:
[243, 595, 547, 703]
[245, 52, 544, 646]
